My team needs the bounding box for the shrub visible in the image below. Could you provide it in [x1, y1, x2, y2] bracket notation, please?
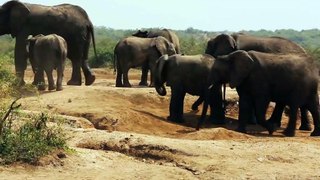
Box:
[0, 100, 67, 164]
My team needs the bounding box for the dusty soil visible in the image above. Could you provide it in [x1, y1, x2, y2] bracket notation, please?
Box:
[1, 67, 320, 179]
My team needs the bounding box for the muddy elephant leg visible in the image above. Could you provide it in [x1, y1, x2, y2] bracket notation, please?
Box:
[299, 107, 312, 131]
[148, 61, 156, 87]
[15, 34, 29, 86]
[56, 63, 64, 91]
[139, 62, 149, 86]
[45, 69, 56, 91]
[236, 92, 254, 133]
[67, 59, 82, 85]
[168, 86, 185, 123]
[82, 59, 96, 86]
[36, 69, 46, 91]
[115, 67, 123, 87]
[268, 102, 285, 127]
[209, 85, 226, 124]
[192, 96, 203, 111]
[254, 97, 274, 135]
[122, 68, 131, 87]
[307, 95, 320, 136]
[283, 105, 298, 137]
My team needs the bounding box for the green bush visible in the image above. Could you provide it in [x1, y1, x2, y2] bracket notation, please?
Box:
[0, 104, 67, 164]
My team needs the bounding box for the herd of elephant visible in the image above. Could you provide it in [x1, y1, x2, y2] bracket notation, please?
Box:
[0, 1, 319, 137]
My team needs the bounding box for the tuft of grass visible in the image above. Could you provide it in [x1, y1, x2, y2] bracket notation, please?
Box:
[0, 101, 67, 165]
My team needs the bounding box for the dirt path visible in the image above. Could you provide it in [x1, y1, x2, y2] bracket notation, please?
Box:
[1, 68, 320, 179]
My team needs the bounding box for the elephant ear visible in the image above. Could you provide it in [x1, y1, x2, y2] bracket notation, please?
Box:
[153, 37, 176, 56]
[3, 1, 30, 37]
[228, 50, 254, 88]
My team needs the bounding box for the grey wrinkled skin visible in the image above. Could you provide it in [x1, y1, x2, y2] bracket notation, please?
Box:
[27, 34, 67, 91]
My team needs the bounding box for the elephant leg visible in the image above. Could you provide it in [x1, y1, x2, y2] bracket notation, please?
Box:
[168, 86, 185, 123]
[82, 59, 96, 86]
[139, 62, 149, 86]
[236, 93, 254, 133]
[299, 107, 312, 131]
[67, 59, 82, 85]
[192, 96, 203, 111]
[268, 102, 285, 127]
[148, 61, 156, 87]
[45, 69, 56, 91]
[254, 97, 274, 135]
[308, 95, 320, 136]
[36, 70, 46, 91]
[115, 67, 123, 87]
[209, 85, 226, 124]
[56, 63, 64, 91]
[283, 105, 298, 137]
[122, 68, 131, 87]
[15, 35, 28, 86]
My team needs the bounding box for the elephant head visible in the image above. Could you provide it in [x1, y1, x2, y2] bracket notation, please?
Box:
[155, 54, 169, 96]
[0, 1, 30, 37]
[152, 36, 176, 56]
[210, 50, 254, 89]
[132, 30, 149, 37]
[205, 34, 237, 57]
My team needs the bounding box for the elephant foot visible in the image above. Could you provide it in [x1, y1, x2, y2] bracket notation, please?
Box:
[17, 79, 26, 87]
[310, 128, 320, 136]
[37, 84, 46, 91]
[283, 128, 295, 137]
[56, 86, 63, 91]
[149, 83, 155, 87]
[167, 116, 185, 123]
[247, 115, 257, 125]
[210, 116, 226, 125]
[138, 81, 148, 86]
[67, 79, 82, 86]
[122, 83, 132, 87]
[85, 75, 96, 86]
[48, 84, 56, 91]
[235, 126, 247, 134]
[299, 124, 312, 131]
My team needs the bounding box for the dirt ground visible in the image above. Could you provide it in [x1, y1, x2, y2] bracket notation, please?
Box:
[1, 67, 320, 179]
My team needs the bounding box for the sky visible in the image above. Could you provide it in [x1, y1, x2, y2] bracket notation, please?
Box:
[2, 0, 319, 31]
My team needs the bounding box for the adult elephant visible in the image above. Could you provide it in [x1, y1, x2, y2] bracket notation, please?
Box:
[114, 36, 176, 87]
[198, 50, 320, 137]
[0, 1, 96, 86]
[205, 33, 311, 130]
[132, 29, 181, 86]
[155, 54, 225, 123]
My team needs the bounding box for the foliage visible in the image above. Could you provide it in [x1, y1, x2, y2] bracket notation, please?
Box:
[1, 28, 320, 67]
[0, 102, 67, 164]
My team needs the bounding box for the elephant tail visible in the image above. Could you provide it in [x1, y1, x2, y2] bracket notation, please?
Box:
[113, 51, 117, 75]
[155, 54, 168, 96]
[89, 25, 98, 60]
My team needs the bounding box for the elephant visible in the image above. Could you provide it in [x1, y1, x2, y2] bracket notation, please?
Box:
[155, 54, 225, 124]
[204, 33, 312, 130]
[27, 34, 67, 91]
[114, 36, 176, 87]
[0, 0, 96, 86]
[198, 50, 320, 137]
[132, 29, 181, 86]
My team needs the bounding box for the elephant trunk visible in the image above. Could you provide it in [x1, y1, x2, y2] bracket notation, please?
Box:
[155, 54, 168, 96]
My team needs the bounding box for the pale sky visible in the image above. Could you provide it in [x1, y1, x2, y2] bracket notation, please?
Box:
[2, 0, 319, 31]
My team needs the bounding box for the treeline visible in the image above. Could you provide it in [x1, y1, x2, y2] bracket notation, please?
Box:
[1, 27, 320, 67]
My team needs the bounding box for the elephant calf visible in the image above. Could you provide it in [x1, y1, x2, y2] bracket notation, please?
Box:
[27, 34, 67, 91]
[155, 54, 225, 124]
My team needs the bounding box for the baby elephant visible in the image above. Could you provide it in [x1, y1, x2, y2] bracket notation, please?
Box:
[27, 34, 67, 91]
